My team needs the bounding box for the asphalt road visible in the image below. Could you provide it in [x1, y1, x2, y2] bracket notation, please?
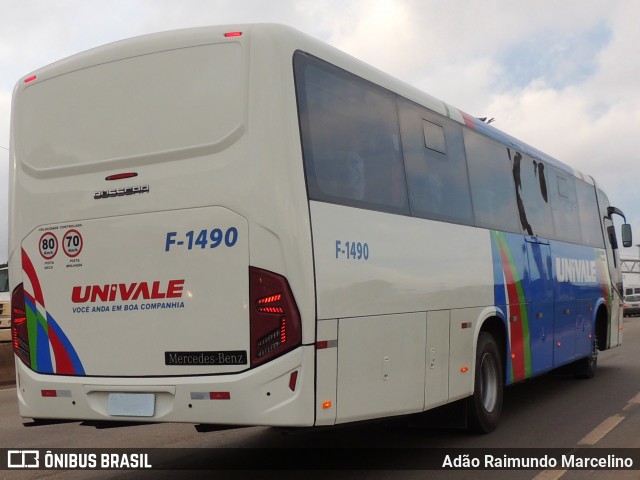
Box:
[0, 338, 15, 387]
[1, 317, 640, 479]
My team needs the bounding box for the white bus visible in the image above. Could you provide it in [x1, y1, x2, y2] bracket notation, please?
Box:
[9, 24, 631, 433]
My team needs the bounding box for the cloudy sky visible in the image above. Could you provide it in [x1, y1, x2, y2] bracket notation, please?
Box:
[1, 0, 639, 267]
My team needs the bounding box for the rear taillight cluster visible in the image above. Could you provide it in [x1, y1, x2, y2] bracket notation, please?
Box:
[11, 284, 31, 367]
[249, 267, 301, 368]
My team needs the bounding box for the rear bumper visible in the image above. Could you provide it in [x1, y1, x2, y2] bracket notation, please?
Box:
[16, 346, 315, 427]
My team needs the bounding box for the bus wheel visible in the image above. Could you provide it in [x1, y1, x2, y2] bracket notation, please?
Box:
[467, 332, 503, 433]
[574, 336, 598, 379]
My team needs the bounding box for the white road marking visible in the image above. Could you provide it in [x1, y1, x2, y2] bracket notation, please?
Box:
[623, 391, 640, 411]
[578, 415, 625, 446]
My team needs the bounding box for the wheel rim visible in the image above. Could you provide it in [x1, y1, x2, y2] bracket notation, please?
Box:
[480, 353, 498, 412]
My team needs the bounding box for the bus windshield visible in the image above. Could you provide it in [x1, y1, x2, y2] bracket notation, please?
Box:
[0, 269, 8, 293]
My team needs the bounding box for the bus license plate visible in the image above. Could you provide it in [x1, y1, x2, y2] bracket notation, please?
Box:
[107, 393, 155, 417]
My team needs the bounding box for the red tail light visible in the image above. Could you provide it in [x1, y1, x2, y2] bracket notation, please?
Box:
[249, 267, 301, 368]
[11, 283, 31, 367]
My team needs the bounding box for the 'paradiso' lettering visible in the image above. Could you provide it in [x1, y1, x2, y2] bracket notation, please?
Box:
[555, 258, 597, 284]
[72, 280, 185, 303]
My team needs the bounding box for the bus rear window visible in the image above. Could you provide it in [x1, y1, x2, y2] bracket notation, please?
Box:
[18, 43, 244, 170]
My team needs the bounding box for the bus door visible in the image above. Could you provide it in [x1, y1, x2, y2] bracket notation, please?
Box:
[602, 214, 623, 347]
[525, 237, 554, 374]
[597, 189, 625, 348]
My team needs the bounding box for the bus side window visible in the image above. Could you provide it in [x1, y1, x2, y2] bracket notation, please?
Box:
[576, 180, 605, 248]
[548, 170, 581, 244]
[465, 130, 520, 233]
[510, 152, 554, 238]
[398, 99, 474, 226]
[294, 52, 409, 215]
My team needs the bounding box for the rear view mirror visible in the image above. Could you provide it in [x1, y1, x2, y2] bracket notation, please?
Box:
[622, 223, 632, 248]
[605, 206, 632, 248]
[607, 225, 618, 250]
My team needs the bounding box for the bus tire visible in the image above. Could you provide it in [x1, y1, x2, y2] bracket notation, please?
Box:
[467, 332, 503, 434]
[574, 337, 598, 379]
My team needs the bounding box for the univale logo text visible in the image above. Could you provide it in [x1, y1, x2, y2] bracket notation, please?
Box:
[72, 280, 185, 303]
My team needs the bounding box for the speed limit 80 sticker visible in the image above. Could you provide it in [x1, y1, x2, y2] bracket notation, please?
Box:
[39, 232, 59, 259]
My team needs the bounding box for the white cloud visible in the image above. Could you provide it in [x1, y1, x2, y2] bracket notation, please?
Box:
[477, 0, 640, 248]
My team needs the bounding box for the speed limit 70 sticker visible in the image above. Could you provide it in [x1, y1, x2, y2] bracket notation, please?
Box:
[62, 230, 83, 257]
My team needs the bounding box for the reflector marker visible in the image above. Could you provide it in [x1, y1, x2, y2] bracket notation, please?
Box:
[190, 392, 231, 400]
[41, 389, 72, 398]
[224, 31, 243, 37]
[316, 339, 338, 349]
[322, 401, 332, 409]
[24, 75, 37, 83]
[210, 392, 231, 400]
[289, 371, 299, 391]
[461, 322, 472, 329]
